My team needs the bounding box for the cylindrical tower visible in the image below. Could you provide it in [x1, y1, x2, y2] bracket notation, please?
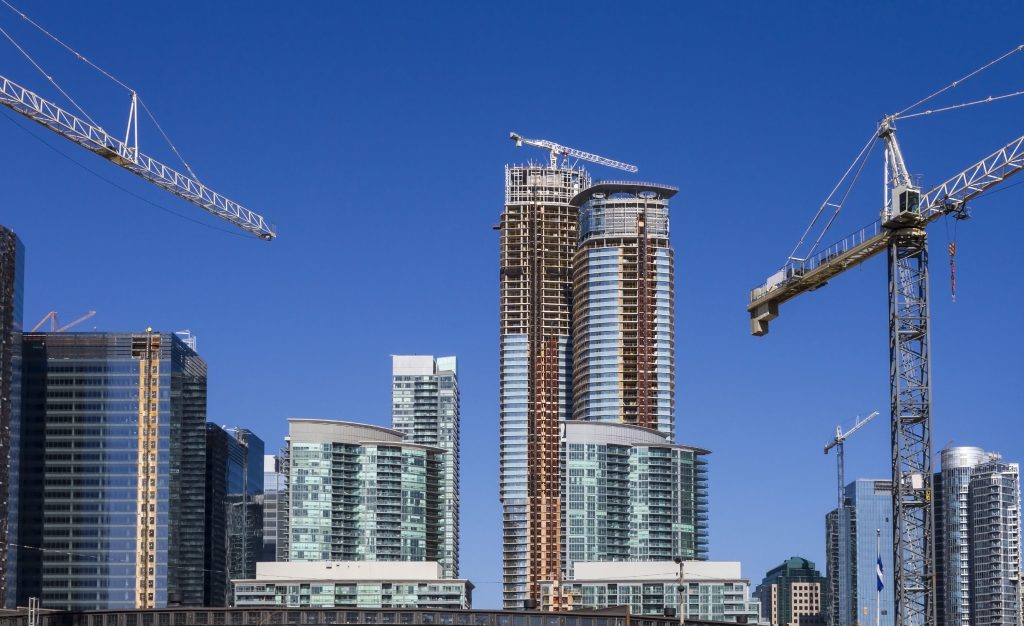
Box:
[571, 181, 677, 439]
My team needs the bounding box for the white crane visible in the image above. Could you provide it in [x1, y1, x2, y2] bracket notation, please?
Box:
[509, 131, 639, 172]
[749, 45, 1024, 626]
[825, 410, 881, 507]
[29, 309, 96, 332]
[0, 74, 275, 239]
[824, 411, 880, 626]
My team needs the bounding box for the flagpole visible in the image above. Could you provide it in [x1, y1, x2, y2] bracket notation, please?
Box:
[876, 528, 881, 626]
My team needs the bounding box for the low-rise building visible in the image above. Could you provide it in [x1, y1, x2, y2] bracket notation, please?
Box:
[754, 557, 826, 626]
[540, 561, 762, 622]
[232, 561, 473, 609]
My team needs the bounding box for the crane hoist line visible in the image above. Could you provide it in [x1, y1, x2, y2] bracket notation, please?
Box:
[0, 72, 275, 240]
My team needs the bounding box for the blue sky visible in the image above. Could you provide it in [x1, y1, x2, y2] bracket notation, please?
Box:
[2, 1, 1023, 609]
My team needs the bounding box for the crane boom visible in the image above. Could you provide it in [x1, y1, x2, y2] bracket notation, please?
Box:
[0, 72, 276, 240]
[748, 131, 1024, 335]
[509, 131, 639, 173]
[824, 410, 880, 454]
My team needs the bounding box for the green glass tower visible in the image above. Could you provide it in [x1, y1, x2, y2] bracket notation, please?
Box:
[562, 421, 708, 578]
[391, 356, 459, 578]
[281, 419, 444, 564]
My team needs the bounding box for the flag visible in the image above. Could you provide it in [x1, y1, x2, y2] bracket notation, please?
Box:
[876, 556, 885, 592]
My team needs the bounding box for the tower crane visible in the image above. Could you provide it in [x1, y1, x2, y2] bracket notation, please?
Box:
[30, 309, 96, 332]
[509, 131, 639, 172]
[824, 411, 880, 626]
[0, 74, 275, 239]
[747, 117, 1024, 626]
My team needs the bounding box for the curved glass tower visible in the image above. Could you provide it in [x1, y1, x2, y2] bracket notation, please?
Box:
[561, 421, 708, 578]
[571, 182, 677, 439]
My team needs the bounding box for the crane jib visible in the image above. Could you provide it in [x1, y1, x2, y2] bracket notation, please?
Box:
[0, 72, 276, 240]
[748, 132, 1024, 336]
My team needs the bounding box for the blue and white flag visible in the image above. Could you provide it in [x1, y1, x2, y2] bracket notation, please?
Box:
[876, 556, 885, 592]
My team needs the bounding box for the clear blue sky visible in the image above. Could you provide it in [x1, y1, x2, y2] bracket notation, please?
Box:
[2, 1, 1022, 609]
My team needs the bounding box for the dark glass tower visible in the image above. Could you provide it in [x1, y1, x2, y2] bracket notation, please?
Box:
[17, 331, 207, 610]
[0, 225, 23, 608]
[205, 425, 264, 606]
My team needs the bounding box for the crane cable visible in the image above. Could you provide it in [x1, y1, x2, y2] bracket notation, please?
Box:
[0, 23, 100, 129]
[0, 0, 203, 182]
[896, 43, 1024, 117]
[898, 88, 1024, 121]
[786, 131, 878, 264]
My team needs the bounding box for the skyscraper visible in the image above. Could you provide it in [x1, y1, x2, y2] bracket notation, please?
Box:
[391, 355, 460, 578]
[499, 163, 590, 608]
[0, 225, 23, 608]
[825, 480, 894, 626]
[968, 460, 1020, 626]
[16, 331, 207, 610]
[934, 446, 1021, 626]
[280, 419, 445, 564]
[571, 182, 677, 438]
[205, 425, 264, 607]
[262, 454, 286, 562]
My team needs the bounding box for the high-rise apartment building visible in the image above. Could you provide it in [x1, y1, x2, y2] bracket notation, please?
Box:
[934, 446, 1021, 626]
[571, 182, 677, 438]
[499, 163, 590, 608]
[968, 460, 1020, 626]
[755, 557, 827, 626]
[391, 355, 459, 578]
[825, 480, 894, 626]
[280, 419, 445, 564]
[0, 225, 23, 608]
[205, 425, 264, 606]
[562, 421, 707, 577]
[262, 454, 286, 562]
[16, 331, 207, 610]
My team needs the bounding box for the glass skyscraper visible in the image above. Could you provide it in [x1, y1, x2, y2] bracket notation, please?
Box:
[571, 182, 677, 439]
[16, 331, 207, 610]
[281, 419, 445, 564]
[825, 480, 894, 626]
[562, 421, 708, 578]
[391, 355, 459, 579]
[934, 446, 1021, 626]
[262, 454, 286, 562]
[0, 225, 23, 608]
[499, 163, 589, 608]
[205, 425, 264, 606]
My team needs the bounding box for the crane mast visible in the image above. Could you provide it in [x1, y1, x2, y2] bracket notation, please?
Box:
[748, 123, 1024, 626]
[509, 131, 639, 173]
[0, 72, 275, 239]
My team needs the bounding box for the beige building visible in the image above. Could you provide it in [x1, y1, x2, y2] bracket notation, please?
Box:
[755, 557, 827, 626]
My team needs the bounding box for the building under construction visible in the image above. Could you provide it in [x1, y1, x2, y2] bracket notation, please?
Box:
[499, 163, 590, 608]
[571, 182, 677, 439]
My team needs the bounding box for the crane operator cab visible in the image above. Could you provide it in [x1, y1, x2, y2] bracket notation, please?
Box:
[883, 184, 922, 228]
